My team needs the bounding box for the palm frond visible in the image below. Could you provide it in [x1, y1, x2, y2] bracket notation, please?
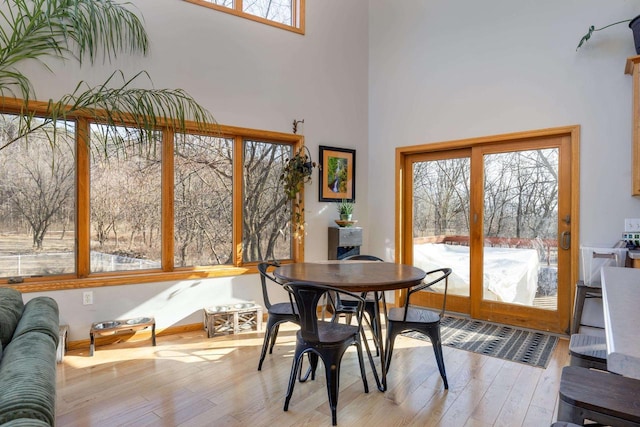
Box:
[1, 70, 216, 152]
[0, 0, 216, 153]
[0, 0, 148, 101]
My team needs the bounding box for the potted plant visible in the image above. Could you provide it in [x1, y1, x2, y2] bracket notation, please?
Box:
[336, 199, 354, 221]
[577, 14, 640, 54]
[280, 146, 317, 239]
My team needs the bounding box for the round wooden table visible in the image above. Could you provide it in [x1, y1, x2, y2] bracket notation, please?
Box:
[275, 261, 427, 391]
[274, 261, 426, 292]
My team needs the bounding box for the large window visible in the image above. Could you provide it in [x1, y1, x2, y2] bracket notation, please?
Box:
[184, 0, 305, 34]
[243, 140, 291, 262]
[90, 125, 163, 273]
[0, 114, 76, 279]
[174, 133, 234, 267]
[0, 102, 304, 290]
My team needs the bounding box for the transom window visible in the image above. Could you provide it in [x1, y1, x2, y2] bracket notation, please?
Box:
[0, 101, 303, 290]
[184, 0, 305, 34]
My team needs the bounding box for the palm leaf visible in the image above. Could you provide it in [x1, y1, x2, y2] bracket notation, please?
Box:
[0, 0, 215, 152]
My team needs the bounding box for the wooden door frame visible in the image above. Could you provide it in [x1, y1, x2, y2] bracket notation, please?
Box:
[395, 125, 580, 334]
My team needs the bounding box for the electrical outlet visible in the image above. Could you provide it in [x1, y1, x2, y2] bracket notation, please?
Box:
[625, 218, 640, 232]
[82, 291, 93, 305]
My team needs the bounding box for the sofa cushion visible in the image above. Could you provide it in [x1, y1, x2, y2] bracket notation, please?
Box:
[0, 289, 23, 348]
[12, 297, 59, 346]
[0, 333, 57, 426]
[0, 418, 51, 426]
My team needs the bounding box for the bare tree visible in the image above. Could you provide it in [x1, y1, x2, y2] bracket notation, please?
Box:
[243, 140, 290, 262]
[413, 158, 470, 237]
[413, 148, 558, 244]
[174, 134, 233, 266]
[6, 133, 74, 249]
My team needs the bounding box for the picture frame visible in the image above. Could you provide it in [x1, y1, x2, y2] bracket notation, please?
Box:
[318, 145, 356, 202]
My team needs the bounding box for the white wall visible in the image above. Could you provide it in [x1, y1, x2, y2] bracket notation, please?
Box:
[368, 0, 640, 258]
[23, 0, 370, 341]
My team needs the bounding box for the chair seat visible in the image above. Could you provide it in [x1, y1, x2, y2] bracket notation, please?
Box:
[299, 322, 359, 344]
[569, 333, 607, 371]
[388, 306, 440, 323]
[269, 302, 297, 315]
[558, 365, 640, 425]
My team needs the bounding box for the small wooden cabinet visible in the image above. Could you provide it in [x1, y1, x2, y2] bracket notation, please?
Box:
[328, 226, 362, 259]
[625, 55, 640, 195]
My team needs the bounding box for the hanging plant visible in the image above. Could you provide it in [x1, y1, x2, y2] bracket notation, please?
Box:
[280, 145, 317, 240]
[576, 15, 640, 53]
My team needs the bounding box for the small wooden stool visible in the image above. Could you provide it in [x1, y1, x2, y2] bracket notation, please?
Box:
[558, 366, 640, 426]
[203, 303, 262, 338]
[569, 333, 607, 371]
[571, 280, 603, 335]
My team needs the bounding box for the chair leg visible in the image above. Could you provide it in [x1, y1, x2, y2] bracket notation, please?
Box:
[284, 349, 305, 412]
[385, 325, 399, 373]
[571, 285, 587, 335]
[269, 324, 280, 354]
[363, 309, 380, 356]
[258, 322, 275, 370]
[323, 356, 341, 426]
[300, 352, 318, 382]
[355, 342, 369, 393]
[426, 327, 448, 389]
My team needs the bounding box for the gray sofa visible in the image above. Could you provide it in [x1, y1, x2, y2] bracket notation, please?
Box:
[0, 288, 59, 426]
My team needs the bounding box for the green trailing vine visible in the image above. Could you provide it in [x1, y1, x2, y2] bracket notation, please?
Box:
[280, 146, 317, 240]
[577, 19, 632, 50]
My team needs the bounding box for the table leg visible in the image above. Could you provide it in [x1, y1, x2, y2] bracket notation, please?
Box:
[377, 291, 388, 391]
[360, 290, 388, 392]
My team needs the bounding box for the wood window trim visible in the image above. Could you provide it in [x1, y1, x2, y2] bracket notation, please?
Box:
[1, 97, 305, 293]
[625, 55, 640, 195]
[183, 0, 305, 35]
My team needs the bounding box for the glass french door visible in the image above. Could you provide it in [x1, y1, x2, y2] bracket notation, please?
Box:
[408, 149, 473, 315]
[399, 128, 577, 333]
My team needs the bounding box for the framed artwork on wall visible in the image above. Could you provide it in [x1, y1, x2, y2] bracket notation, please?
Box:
[319, 145, 356, 202]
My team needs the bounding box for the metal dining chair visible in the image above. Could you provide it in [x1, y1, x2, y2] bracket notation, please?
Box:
[385, 267, 452, 389]
[331, 254, 384, 355]
[257, 261, 299, 371]
[282, 281, 369, 426]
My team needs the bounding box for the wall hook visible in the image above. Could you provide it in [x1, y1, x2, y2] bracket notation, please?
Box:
[293, 119, 304, 134]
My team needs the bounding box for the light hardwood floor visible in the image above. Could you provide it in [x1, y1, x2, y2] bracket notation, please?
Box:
[56, 323, 570, 427]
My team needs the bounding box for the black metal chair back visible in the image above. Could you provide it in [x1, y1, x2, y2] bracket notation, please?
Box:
[334, 254, 384, 355]
[256, 261, 299, 371]
[385, 267, 452, 390]
[402, 267, 452, 320]
[258, 261, 280, 310]
[282, 281, 369, 426]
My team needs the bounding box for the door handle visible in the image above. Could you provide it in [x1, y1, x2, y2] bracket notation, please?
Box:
[560, 231, 571, 250]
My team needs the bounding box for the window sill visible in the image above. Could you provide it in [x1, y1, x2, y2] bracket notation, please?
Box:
[9, 266, 259, 293]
